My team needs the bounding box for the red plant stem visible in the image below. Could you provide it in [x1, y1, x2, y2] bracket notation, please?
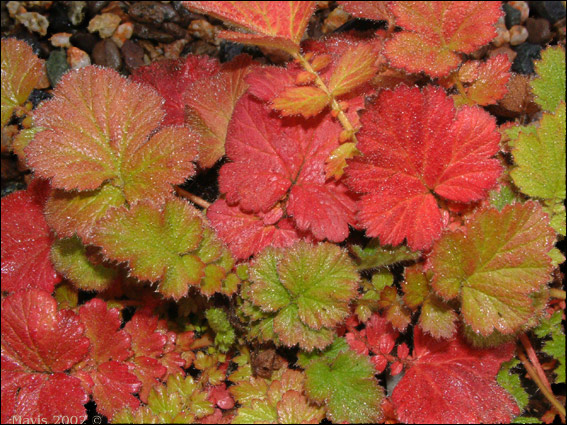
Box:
[517, 348, 566, 420]
[175, 186, 211, 209]
[519, 333, 553, 393]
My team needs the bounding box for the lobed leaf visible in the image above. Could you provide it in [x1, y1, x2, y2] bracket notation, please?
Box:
[531, 46, 565, 112]
[345, 85, 501, 250]
[431, 202, 555, 336]
[498, 359, 530, 411]
[272, 86, 330, 117]
[328, 42, 379, 97]
[384, 1, 502, 77]
[392, 327, 520, 423]
[338, 1, 395, 24]
[534, 312, 565, 383]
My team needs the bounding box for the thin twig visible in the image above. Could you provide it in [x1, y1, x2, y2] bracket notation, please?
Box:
[175, 186, 211, 209]
[519, 333, 553, 393]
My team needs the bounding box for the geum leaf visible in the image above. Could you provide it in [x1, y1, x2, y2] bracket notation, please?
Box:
[392, 326, 520, 424]
[208, 93, 357, 259]
[345, 85, 502, 251]
[25, 66, 199, 240]
[182, 1, 316, 54]
[384, 1, 502, 77]
[531, 46, 565, 112]
[1, 290, 90, 423]
[338, 1, 396, 26]
[248, 242, 359, 350]
[1, 38, 45, 127]
[430, 202, 555, 336]
[1, 179, 61, 293]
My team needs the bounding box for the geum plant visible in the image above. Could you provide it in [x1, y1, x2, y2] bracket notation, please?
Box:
[1, 1, 565, 424]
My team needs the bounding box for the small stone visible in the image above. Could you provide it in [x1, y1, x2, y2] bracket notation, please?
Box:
[322, 6, 350, 33]
[87, 1, 109, 16]
[163, 38, 188, 59]
[49, 32, 72, 48]
[190, 40, 218, 56]
[67, 46, 91, 69]
[6, 1, 24, 19]
[492, 18, 510, 47]
[92, 39, 122, 70]
[162, 22, 187, 38]
[88, 12, 121, 38]
[532, 1, 566, 23]
[111, 21, 133, 47]
[526, 17, 552, 44]
[46, 49, 69, 86]
[15, 11, 49, 36]
[100, 1, 129, 21]
[512, 42, 542, 74]
[503, 3, 522, 28]
[133, 22, 175, 42]
[70, 32, 98, 53]
[488, 46, 517, 63]
[128, 1, 174, 24]
[188, 19, 217, 43]
[47, 1, 73, 32]
[508, 1, 529, 23]
[490, 74, 538, 117]
[171, 2, 198, 26]
[120, 39, 145, 71]
[509, 25, 528, 46]
[67, 1, 86, 25]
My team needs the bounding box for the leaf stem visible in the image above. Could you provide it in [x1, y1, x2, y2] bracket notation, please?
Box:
[549, 288, 566, 300]
[517, 347, 566, 419]
[292, 51, 359, 145]
[519, 333, 553, 392]
[175, 186, 211, 209]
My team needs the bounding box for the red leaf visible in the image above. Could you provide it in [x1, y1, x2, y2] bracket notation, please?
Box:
[131, 55, 219, 126]
[338, 1, 395, 24]
[183, 1, 316, 54]
[91, 361, 141, 419]
[1, 180, 60, 293]
[79, 299, 132, 364]
[345, 85, 501, 250]
[1, 290, 89, 373]
[123, 309, 168, 358]
[129, 356, 166, 404]
[366, 314, 399, 355]
[208, 383, 235, 410]
[392, 327, 520, 423]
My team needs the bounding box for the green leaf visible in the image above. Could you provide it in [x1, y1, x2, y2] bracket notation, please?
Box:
[51, 236, 117, 291]
[531, 46, 565, 112]
[248, 242, 359, 350]
[431, 202, 555, 336]
[510, 104, 566, 205]
[497, 359, 530, 411]
[402, 265, 429, 309]
[304, 350, 383, 423]
[489, 184, 519, 211]
[351, 238, 420, 270]
[205, 308, 235, 353]
[296, 337, 350, 369]
[233, 400, 278, 424]
[419, 295, 458, 339]
[534, 311, 565, 384]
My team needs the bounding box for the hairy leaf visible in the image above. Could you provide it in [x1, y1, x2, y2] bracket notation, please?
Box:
[352, 238, 420, 271]
[328, 42, 379, 97]
[26, 66, 198, 204]
[392, 327, 520, 423]
[534, 312, 565, 383]
[345, 85, 501, 250]
[531, 46, 565, 112]
[272, 86, 330, 117]
[338, 1, 395, 25]
[1, 38, 45, 127]
[248, 242, 359, 350]
[384, 1, 502, 77]
[498, 359, 530, 411]
[183, 1, 316, 54]
[1, 181, 60, 293]
[304, 350, 383, 423]
[91, 361, 141, 419]
[205, 308, 236, 353]
[431, 202, 555, 336]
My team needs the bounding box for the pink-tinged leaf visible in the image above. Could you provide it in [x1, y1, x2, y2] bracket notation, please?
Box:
[392, 327, 520, 423]
[207, 200, 303, 260]
[430, 202, 555, 335]
[453, 54, 512, 106]
[123, 309, 168, 358]
[26, 66, 198, 203]
[345, 85, 501, 250]
[384, 1, 502, 77]
[1, 38, 45, 127]
[129, 356, 167, 403]
[79, 299, 132, 364]
[91, 361, 141, 419]
[338, 1, 395, 24]
[208, 384, 235, 410]
[184, 56, 253, 168]
[272, 86, 330, 117]
[183, 1, 316, 54]
[366, 314, 399, 355]
[131, 55, 219, 126]
[1, 181, 61, 293]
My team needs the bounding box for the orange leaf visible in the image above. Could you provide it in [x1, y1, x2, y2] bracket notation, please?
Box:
[272, 86, 330, 117]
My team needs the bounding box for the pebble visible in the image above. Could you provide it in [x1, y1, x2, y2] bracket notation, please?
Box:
[162, 22, 188, 38]
[526, 18, 552, 44]
[163, 38, 188, 60]
[171, 2, 198, 26]
[46, 49, 69, 86]
[15, 11, 49, 36]
[189, 19, 217, 43]
[88, 12, 121, 38]
[67, 46, 91, 69]
[70, 32, 98, 53]
[492, 17, 510, 47]
[111, 21, 133, 47]
[92, 39, 122, 70]
[512, 42, 542, 74]
[128, 1, 175, 24]
[322, 6, 350, 33]
[133, 22, 175, 43]
[491, 74, 536, 117]
[509, 25, 528, 46]
[508, 1, 529, 23]
[503, 3, 521, 28]
[47, 2, 73, 33]
[87, 1, 109, 17]
[532, 1, 566, 24]
[120, 39, 145, 71]
[488, 46, 517, 63]
[67, 1, 86, 25]
[49, 32, 72, 48]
